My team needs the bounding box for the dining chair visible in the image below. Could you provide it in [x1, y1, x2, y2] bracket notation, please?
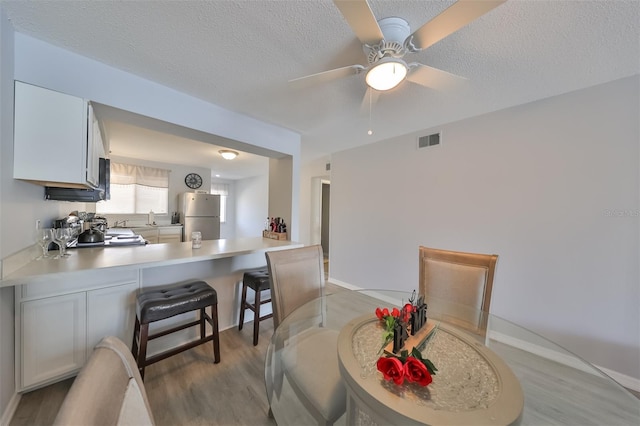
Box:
[418, 246, 498, 331]
[265, 244, 346, 425]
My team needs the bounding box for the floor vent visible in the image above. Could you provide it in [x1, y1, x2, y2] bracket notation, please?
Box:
[418, 132, 441, 149]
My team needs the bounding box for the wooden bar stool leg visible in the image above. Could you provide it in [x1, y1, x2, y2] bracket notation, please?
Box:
[138, 323, 150, 380]
[211, 303, 221, 363]
[238, 281, 247, 330]
[200, 307, 206, 339]
[131, 316, 140, 359]
[253, 288, 261, 346]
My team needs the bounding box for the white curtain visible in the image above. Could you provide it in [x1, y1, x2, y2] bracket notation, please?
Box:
[110, 163, 169, 187]
[97, 163, 170, 214]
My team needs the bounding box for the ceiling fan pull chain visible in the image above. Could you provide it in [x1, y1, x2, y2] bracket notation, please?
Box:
[368, 89, 373, 136]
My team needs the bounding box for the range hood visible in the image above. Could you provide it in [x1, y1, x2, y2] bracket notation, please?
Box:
[45, 158, 110, 202]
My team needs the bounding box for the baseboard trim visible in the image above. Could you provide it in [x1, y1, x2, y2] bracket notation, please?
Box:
[0, 392, 21, 426]
[326, 278, 360, 290]
[488, 330, 640, 393]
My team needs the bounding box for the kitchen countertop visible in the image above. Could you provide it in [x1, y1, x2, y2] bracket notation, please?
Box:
[0, 237, 301, 287]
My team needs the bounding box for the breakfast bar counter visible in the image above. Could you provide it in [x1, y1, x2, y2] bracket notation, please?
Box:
[1, 237, 301, 287]
[5, 237, 302, 392]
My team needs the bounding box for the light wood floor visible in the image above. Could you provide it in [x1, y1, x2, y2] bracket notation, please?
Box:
[9, 282, 345, 426]
[8, 281, 639, 425]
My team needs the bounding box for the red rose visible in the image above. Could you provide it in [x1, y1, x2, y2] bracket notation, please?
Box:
[382, 308, 390, 317]
[375, 307, 384, 320]
[391, 307, 400, 318]
[402, 303, 413, 322]
[403, 357, 432, 386]
[377, 357, 405, 385]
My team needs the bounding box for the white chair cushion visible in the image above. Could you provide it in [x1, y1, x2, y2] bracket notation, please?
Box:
[281, 328, 346, 421]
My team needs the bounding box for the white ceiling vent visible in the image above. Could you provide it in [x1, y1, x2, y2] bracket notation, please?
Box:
[418, 132, 441, 149]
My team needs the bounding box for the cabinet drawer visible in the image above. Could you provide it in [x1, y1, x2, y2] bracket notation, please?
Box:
[158, 235, 182, 244]
[21, 268, 138, 300]
[157, 226, 182, 235]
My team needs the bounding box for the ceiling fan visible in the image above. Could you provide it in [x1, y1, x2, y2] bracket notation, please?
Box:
[290, 0, 507, 102]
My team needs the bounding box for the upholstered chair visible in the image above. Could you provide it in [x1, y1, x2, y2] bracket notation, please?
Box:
[265, 245, 346, 425]
[418, 246, 498, 331]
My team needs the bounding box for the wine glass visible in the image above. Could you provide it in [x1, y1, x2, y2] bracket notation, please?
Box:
[35, 228, 53, 259]
[52, 228, 72, 258]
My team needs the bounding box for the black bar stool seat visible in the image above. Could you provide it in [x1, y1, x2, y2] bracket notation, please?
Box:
[238, 267, 272, 345]
[132, 279, 221, 379]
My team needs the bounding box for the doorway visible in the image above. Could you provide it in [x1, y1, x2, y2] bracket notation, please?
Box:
[311, 176, 330, 277]
[321, 182, 330, 275]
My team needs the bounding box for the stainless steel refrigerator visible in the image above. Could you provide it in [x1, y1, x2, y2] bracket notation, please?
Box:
[179, 192, 221, 242]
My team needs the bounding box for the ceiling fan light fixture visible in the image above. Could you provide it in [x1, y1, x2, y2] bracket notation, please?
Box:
[365, 57, 408, 91]
[219, 149, 239, 160]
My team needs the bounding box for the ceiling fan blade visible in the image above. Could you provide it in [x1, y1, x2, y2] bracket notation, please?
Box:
[289, 65, 365, 89]
[334, 0, 384, 45]
[406, 64, 467, 91]
[408, 0, 507, 51]
[359, 87, 380, 114]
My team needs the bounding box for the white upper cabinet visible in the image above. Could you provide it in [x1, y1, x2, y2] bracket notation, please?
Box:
[13, 81, 104, 189]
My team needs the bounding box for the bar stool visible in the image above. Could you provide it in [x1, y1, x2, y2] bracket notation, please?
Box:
[131, 279, 221, 379]
[238, 267, 272, 345]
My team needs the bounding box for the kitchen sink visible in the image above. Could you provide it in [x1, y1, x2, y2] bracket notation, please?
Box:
[105, 228, 135, 236]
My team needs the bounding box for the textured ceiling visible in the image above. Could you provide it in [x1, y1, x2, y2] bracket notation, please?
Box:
[2, 0, 639, 171]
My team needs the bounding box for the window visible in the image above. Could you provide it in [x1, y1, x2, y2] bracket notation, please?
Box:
[97, 163, 169, 214]
[211, 183, 229, 223]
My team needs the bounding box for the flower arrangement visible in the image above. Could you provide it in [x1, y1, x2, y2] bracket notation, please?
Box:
[377, 347, 437, 386]
[375, 292, 437, 387]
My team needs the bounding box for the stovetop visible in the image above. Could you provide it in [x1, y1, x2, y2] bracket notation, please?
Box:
[68, 234, 147, 248]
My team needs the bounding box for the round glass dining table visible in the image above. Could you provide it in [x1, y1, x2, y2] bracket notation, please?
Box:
[265, 289, 639, 425]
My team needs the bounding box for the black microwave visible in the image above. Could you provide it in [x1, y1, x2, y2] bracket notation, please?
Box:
[45, 158, 110, 202]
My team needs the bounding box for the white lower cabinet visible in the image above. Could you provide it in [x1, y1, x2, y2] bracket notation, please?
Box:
[86, 282, 138, 351]
[158, 227, 182, 244]
[21, 293, 86, 389]
[16, 270, 139, 391]
[133, 226, 183, 244]
[135, 228, 159, 244]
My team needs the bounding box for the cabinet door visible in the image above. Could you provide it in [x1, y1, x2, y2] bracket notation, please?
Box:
[158, 234, 182, 244]
[21, 293, 86, 389]
[86, 103, 102, 188]
[13, 81, 90, 187]
[87, 282, 138, 350]
[136, 229, 159, 244]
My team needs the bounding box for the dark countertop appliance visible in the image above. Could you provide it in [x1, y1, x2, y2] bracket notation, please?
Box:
[77, 228, 104, 244]
[45, 158, 110, 202]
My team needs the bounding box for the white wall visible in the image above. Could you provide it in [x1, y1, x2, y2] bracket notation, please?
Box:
[268, 157, 293, 235]
[236, 175, 268, 239]
[212, 178, 236, 239]
[329, 76, 639, 381]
